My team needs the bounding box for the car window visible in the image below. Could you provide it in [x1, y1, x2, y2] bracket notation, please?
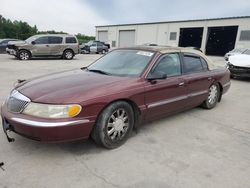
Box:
[35, 37, 49, 44]
[183, 55, 204, 74]
[49, 37, 63, 44]
[88, 50, 154, 77]
[200, 57, 209, 70]
[151, 53, 181, 77]
[1, 40, 8, 44]
[66, 37, 77, 44]
[97, 43, 103, 47]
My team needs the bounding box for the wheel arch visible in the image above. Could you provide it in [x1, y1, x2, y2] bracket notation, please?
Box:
[63, 48, 75, 55]
[217, 82, 223, 102]
[96, 98, 141, 128]
[18, 49, 32, 56]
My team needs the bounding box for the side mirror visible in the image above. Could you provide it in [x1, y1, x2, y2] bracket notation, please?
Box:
[146, 71, 167, 82]
[31, 41, 36, 45]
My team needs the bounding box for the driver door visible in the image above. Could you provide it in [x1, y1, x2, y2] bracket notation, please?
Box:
[32, 36, 50, 56]
[144, 53, 188, 121]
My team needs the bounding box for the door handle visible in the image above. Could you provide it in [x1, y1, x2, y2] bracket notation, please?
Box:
[46, 45, 49, 47]
[178, 82, 185, 86]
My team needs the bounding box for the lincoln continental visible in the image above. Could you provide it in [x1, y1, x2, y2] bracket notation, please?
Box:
[1, 46, 230, 148]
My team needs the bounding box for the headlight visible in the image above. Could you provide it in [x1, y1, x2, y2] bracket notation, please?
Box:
[22, 102, 82, 118]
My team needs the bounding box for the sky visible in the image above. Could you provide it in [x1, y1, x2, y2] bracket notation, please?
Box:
[0, 0, 250, 36]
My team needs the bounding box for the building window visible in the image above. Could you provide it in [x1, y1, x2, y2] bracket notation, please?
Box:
[239, 30, 250, 41]
[170, 32, 177, 40]
[112, 41, 116, 47]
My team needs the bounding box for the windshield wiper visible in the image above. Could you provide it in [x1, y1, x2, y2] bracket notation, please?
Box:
[87, 68, 111, 75]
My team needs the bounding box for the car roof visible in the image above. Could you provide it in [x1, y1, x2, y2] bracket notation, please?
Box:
[119, 45, 218, 70]
[0, 38, 18, 41]
[32, 34, 76, 37]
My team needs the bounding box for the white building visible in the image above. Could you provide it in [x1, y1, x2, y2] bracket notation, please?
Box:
[96, 16, 250, 56]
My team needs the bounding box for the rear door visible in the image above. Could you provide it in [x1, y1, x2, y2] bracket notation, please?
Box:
[144, 53, 188, 120]
[181, 53, 213, 107]
[33, 36, 50, 56]
[48, 36, 63, 55]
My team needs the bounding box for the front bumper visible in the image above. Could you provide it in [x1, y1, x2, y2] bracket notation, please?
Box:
[228, 64, 250, 78]
[6, 48, 17, 56]
[1, 103, 95, 143]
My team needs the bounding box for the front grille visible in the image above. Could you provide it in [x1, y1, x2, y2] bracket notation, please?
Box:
[7, 44, 16, 50]
[6, 90, 31, 113]
[7, 97, 29, 113]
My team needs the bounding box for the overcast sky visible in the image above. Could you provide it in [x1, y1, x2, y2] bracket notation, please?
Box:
[1, 0, 250, 35]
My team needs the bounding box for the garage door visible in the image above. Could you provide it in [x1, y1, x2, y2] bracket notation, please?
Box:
[179, 27, 204, 48]
[205, 26, 238, 56]
[119, 30, 135, 47]
[98, 31, 108, 42]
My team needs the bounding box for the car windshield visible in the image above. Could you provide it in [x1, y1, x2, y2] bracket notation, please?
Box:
[87, 50, 155, 77]
[25, 36, 39, 43]
[243, 49, 250, 55]
[231, 48, 247, 53]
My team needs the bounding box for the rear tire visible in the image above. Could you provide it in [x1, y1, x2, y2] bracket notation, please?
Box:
[91, 101, 134, 149]
[18, 50, 31, 60]
[63, 49, 74, 60]
[202, 83, 220, 109]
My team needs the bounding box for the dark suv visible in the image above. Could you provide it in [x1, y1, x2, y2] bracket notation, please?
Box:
[6, 34, 79, 60]
[0, 39, 18, 53]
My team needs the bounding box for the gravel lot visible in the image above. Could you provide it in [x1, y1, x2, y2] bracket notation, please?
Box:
[0, 54, 250, 188]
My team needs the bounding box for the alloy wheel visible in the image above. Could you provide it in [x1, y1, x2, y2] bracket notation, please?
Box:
[19, 52, 29, 60]
[208, 85, 218, 105]
[65, 51, 73, 59]
[107, 108, 129, 141]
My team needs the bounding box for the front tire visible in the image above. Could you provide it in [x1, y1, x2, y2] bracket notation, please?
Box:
[63, 49, 74, 60]
[18, 50, 31, 60]
[202, 83, 220, 109]
[91, 101, 134, 149]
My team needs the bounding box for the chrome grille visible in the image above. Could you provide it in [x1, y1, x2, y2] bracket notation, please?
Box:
[6, 90, 31, 113]
[7, 97, 29, 113]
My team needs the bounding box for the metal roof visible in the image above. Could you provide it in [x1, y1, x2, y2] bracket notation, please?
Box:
[96, 16, 250, 28]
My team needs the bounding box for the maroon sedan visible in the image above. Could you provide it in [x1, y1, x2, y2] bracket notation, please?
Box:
[1, 46, 230, 148]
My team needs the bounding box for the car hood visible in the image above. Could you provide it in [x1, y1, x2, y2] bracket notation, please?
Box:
[16, 69, 136, 104]
[229, 54, 250, 68]
[8, 40, 27, 46]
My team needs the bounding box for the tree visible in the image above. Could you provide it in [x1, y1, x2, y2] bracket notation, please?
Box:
[0, 15, 95, 42]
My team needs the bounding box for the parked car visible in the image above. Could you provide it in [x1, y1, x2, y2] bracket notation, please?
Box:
[6, 34, 79, 60]
[226, 54, 250, 78]
[0, 39, 18, 53]
[1, 46, 230, 148]
[224, 48, 250, 61]
[80, 41, 109, 54]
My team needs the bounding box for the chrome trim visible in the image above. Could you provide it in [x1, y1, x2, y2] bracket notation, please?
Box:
[188, 90, 208, 97]
[223, 82, 231, 88]
[147, 90, 208, 109]
[10, 117, 90, 127]
[148, 95, 188, 108]
[11, 90, 31, 102]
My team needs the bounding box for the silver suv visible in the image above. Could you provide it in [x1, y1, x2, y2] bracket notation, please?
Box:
[6, 34, 79, 60]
